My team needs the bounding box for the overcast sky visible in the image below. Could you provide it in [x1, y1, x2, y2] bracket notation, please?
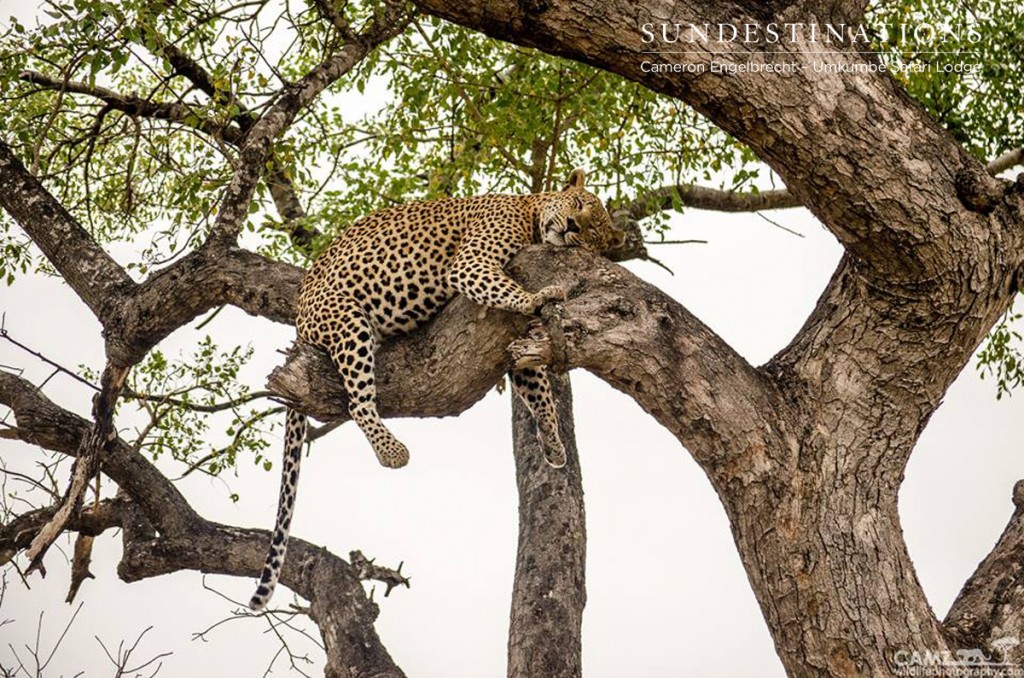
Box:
[2, 2, 1023, 676]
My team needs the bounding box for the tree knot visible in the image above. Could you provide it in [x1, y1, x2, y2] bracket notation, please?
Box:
[508, 308, 569, 374]
[517, 0, 550, 14]
[1013, 480, 1024, 509]
[955, 164, 1004, 215]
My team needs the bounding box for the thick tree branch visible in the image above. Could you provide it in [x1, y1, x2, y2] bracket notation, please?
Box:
[626, 184, 801, 219]
[0, 371, 404, 677]
[267, 298, 523, 424]
[0, 141, 134, 321]
[944, 481, 1024, 665]
[268, 246, 784, 487]
[110, 248, 303, 363]
[508, 376, 585, 678]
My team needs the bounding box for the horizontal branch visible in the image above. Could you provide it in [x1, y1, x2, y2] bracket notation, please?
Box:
[117, 519, 405, 677]
[268, 298, 525, 423]
[988, 147, 1024, 176]
[18, 70, 244, 143]
[0, 496, 126, 567]
[269, 246, 785, 487]
[0, 370, 405, 677]
[625, 184, 801, 220]
[622, 147, 1019, 222]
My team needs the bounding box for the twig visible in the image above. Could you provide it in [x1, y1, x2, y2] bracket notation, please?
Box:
[0, 326, 100, 392]
[756, 211, 805, 238]
[96, 626, 172, 678]
[307, 419, 343, 442]
[192, 577, 320, 676]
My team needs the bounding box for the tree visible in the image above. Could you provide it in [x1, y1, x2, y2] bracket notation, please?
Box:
[1, 0, 1024, 676]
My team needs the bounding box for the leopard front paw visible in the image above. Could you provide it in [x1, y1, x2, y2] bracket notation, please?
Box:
[532, 284, 567, 313]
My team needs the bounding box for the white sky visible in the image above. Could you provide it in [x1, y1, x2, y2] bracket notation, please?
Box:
[2, 1, 1023, 676]
[3, 205, 1023, 677]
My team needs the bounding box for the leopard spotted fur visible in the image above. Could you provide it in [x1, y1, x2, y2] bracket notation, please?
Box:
[249, 169, 623, 610]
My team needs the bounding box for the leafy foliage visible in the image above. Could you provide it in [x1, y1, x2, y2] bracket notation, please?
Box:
[976, 301, 1024, 400]
[1, 0, 1022, 483]
[80, 336, 277, 488]
[330, 16, 752, 235]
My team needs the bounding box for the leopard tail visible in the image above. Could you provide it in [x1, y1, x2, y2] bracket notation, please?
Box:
[249, 408, 307, 610]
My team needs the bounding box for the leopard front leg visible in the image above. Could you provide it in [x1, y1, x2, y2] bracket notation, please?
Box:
[511, 366, 566, 468]
[447, 232, 567, 315]
[449, 233, 567, 466]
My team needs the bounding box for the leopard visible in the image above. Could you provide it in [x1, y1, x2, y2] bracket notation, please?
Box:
[249, 168, 625, 610]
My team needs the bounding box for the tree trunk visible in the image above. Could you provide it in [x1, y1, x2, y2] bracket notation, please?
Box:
[404, 2, 1024, 673]
[6, 0, 1024, 673]
[508, 374, 586, 678]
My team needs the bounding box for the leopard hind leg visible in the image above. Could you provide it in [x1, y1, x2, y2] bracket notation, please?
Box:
[327, 299, 410, 468]
[511, 366, 566, 468]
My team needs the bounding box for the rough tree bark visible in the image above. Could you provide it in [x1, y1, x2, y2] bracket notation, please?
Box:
[508, 376, 586, 678]
[5, 0, 1024, 676]
[403, 0, 1024, 674]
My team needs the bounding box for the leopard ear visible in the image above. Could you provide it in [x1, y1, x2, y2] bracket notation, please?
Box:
[563, 168, 586, 191]
[576, 203, 594, 226]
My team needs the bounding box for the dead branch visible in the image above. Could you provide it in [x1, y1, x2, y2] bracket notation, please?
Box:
[349, 551, 410, 598]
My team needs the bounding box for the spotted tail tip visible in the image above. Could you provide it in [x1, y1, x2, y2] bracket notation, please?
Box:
[249, 585, 272, 611]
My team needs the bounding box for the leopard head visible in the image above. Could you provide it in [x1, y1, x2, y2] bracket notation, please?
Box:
[537, 169, 626, 255]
